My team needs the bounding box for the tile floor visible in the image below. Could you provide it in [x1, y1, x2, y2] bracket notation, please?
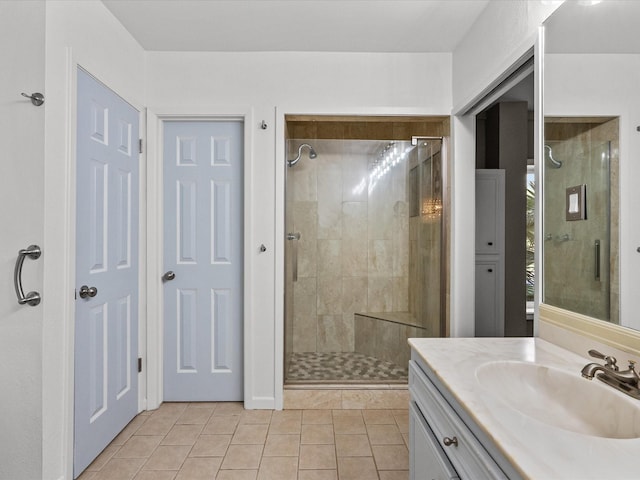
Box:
[79, 402, 409, 480]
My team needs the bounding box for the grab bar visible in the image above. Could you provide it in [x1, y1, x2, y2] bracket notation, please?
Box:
[14, 244, 41, 306]
[287, 232, 301, 282]
[594, 239, 601, 282]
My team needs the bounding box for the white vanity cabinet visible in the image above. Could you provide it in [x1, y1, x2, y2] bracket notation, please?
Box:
[409, 357, 519, 480]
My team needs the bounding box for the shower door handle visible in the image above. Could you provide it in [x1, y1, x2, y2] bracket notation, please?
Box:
[14, 244, 42, 306]
[287, 232, 301, 282]
[594, 240, 601, 281]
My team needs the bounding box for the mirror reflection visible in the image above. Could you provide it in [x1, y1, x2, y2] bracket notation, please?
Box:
[543, 0, 640, 330]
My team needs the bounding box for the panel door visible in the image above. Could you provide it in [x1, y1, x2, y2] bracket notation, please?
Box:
[74, 69, 139, 476]
[475, 257, 504, 337]
[163, 121, 243, 401]
[475, 170, 505, 255]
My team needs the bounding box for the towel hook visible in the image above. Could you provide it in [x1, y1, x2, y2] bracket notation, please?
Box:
[21, 92, 44, 106]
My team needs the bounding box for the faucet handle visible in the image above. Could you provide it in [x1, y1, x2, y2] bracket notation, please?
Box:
[588, 349, 619, 370]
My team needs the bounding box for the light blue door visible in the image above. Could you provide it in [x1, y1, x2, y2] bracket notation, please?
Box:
[74, 69, 139, 477]
[163, 121, 244, 401]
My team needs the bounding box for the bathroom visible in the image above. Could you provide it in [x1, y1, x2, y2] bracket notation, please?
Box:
[2, 1, 640, 479]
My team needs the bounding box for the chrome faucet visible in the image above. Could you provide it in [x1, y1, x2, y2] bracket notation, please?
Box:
[581, 349, 640, 400]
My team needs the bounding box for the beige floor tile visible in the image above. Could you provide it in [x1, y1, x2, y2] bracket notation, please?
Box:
[271, 409, 302, 421]
[363, 409, 396, 425]
[190, 434, 232, 457]
[263, 434, 300, 457]
[284, 390, 342, 409]
[268, 417, 302, 435]
[216, 470, 258, 480]
[142, 445, 190, 470]
[152, 403, 189, 422]
[134, 471, 177, 480]
[298, 470, 338, 480]
[378, 471, 409, 480]
[86, 444, 120, 471]
[257, 456, 298, 480]
[401, 433, 409, 447]
[332, 410, 362, 419]
[335, 435, 371, 457]
[77, 471, 97, 480]
[336, 457, 378, 480]
[371, 445, 409, 470]
[301, 424, 335, 444]
[366, 424, 404, 445]
[177, 406, 214, 425]
[162, 424, 204, 446]
[333, 417, 366, 435]
[231, 424, 269, 444]
[299, 444, 337, 470]
[213, 402, 245, 416]
[393, 412, 409, 434]
[240, 409, 273, 425]
[115, 435, 163, 458]
[220, 444, 264, 470]
[175, 457, 222, 480]
[112, 416, 148, 445]
[93, 458, 146, 480]
[302, 409, 333, 425]
[204, 415, 240, 435]
[135, 416, 176, 436]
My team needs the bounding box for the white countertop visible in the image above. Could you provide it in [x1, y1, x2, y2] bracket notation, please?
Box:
[409, 337, 640, 480]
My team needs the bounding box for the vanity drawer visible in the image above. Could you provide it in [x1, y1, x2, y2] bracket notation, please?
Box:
[409, 361, 508, 480]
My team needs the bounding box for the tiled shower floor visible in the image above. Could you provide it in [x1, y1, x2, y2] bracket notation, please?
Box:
[286, 352, 408, 384]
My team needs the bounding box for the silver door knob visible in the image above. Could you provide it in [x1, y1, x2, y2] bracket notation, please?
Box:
[79, 285, 98, 299]
[162, 271, 176, 282]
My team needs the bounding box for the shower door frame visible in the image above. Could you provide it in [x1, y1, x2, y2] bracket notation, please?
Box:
[274, 108, 451, 407]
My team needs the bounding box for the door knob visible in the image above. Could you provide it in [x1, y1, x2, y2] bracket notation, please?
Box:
[162, 271, 176, 282]
[79, 285, 98, 299]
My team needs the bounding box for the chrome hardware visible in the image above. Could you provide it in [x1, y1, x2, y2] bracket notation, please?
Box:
[259, 244, 267, 253]
[21, 92, 44, 106]
[443, 436, 458, 447]
[162, 271, 176, 282]
[14, 244, 41, 306]
[260, 120, 268, 130]
[581, 350, 640, 400]
[636, 246, 640, 253]
[545, 233, 553, 241]
[594, 240, 601, 281]
[78, 285, 98, 299]
[287, 232, 301, 282]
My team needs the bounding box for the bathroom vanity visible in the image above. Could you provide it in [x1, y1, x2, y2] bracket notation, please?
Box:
[409, 337, 640, 479]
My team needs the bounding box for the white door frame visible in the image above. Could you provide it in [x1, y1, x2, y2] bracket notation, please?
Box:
[42, 53, 146, 480]
[145, 108, 254, 410]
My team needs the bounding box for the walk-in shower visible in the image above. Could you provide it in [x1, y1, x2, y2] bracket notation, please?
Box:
[283, 117, 449, 385]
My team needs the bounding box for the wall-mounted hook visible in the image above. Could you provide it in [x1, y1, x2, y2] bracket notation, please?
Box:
[21, 92, 44, 106]
[260, 120, 268, 130]
[259, 244, 267, 253]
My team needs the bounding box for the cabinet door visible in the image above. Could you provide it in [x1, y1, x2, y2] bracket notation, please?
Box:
[475, 170, 505, 255]
[475, 257, 504, 337]
[410, 403, 459, 480]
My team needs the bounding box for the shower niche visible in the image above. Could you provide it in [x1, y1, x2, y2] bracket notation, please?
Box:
[284, 116, 450, 384]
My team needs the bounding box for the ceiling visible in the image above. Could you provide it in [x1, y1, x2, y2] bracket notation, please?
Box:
[101, 0, 489, 53]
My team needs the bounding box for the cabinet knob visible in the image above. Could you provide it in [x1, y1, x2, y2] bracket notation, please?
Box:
[487, 242, 493, 246]
[443, 436, 458, 447]
[487, 268, 493, 273]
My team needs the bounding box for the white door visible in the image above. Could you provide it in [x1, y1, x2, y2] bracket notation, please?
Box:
[163, 121, 244, 401]
[74, 69, 139, 476]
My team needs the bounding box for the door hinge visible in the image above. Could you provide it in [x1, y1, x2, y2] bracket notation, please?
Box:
[138, 138, 143, 154]
[138, 357, 142, 373]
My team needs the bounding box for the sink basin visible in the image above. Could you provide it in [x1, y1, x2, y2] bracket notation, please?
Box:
[475, 361, 640, 439]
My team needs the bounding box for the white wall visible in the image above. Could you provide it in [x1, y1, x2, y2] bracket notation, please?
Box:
[545, 53, 640, 331]
[0, 2, 45, 478]
[43, 1, 146, 478]
[449, 0, 561, 336]
[147, 51, 452, 407]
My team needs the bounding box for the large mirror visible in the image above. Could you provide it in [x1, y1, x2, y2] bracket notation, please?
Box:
[543, 0, 640, 331]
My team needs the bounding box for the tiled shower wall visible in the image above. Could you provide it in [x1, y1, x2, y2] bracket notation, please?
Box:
[286, 140, 411, 354]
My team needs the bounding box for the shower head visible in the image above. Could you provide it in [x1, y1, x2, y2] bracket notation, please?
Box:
[287, 143, 317, 167]
[545, 144, 563, 168]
